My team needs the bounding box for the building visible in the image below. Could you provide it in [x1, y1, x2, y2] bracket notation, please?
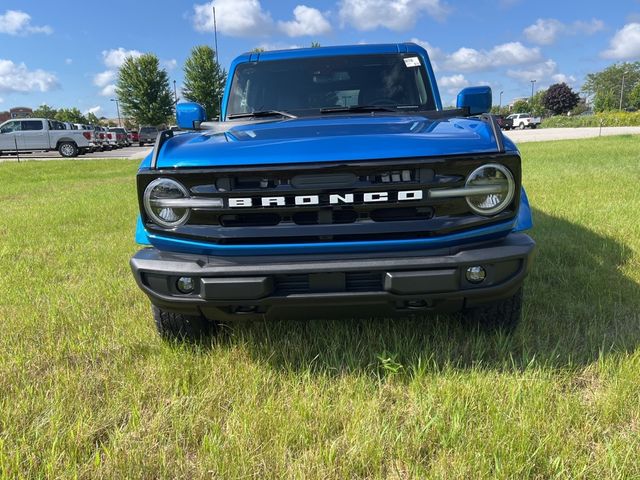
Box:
[0, 107, 34, 123]
[9, 107, 33, 119]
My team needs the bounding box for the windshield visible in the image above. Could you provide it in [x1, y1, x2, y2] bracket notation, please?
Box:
[226, 54, 435, 119]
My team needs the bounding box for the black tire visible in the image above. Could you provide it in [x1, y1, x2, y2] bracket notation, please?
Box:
[152, 305, 215, 341]
[530, 124, 537, 129]
[58, 141, 79, 158]
[139, 142, 144, 147]
[462, 288, 523, 332]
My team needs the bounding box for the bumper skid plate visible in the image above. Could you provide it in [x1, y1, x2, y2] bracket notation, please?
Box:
[130, 233, 535, 321]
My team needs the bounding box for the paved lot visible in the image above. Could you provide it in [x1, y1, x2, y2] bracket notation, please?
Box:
[0, 145, 152, 162]
[505, 126, 640, 143]
[1, 127, 638, 163]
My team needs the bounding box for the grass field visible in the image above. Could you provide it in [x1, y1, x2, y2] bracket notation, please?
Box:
[1, 136, 639, 479]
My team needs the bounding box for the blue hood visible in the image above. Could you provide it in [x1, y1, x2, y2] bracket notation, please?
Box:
[141, 114, 517, 169]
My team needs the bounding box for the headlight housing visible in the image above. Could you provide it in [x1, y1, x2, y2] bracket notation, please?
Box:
[143, 178, 190, 228]
[465, 163, 515, 216]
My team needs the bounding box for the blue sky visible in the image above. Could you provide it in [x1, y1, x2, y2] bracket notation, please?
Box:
[1, 0, 639, 118]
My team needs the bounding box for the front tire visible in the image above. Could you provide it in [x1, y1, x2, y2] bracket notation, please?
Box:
[462, 288, 523, 332]
[58, 142, 79, 158]
[152, 305, 215, 341]
[139, 142, 144, 147]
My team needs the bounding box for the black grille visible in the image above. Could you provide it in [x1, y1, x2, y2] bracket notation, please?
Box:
[138, 154, 521, 245]
[274, 272, 383, 295]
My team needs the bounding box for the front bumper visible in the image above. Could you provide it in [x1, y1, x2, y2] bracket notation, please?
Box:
[130, 233, 535, 321]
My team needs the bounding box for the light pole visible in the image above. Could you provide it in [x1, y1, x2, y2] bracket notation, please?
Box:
[619, 71, 627, 110]
[173, 80, 178, 105]
[530, 80, 536, 100]
[110, 98, 121, 127]
[499, 91, 504, 109]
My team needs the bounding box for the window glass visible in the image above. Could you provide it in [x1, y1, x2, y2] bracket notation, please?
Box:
[227, 54, 435, 117]
[21, 120, 44, 131]
[0, 121, 21, 133]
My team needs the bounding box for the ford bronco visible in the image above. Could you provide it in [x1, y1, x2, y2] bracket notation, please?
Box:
[130, 43, 535, 340]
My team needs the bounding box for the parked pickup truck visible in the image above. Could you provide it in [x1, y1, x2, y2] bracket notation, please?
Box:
[130, 43, 535, 341]
[0, 118, 93, 157]
[506, 113, 540, 130]
[138, 126, 159, 146]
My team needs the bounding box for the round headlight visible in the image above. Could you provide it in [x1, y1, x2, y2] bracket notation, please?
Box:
[465, 164, 515, 216]
[143, 178, 190, 228]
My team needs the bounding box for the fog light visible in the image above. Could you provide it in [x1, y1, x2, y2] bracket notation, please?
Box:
[465, 266, 486, 284]
[176, 276, 195, 293]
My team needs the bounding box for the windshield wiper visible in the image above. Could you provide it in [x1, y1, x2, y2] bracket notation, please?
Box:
[320, 105, 399, 114]
[227, 110, 297, 120]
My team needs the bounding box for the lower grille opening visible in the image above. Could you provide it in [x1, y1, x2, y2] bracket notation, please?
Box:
[219, 213, 281, 227]
[370, 207, 434, 222]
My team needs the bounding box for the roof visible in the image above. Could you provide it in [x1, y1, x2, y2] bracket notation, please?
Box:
[247, 42, 427, 62]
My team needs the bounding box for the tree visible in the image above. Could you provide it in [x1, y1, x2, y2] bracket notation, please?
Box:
[55, 108, 87, 124]
[629, 82, 640, 110]
[33, 104, 58, 119]
[511, 99, 530, 113]
[85, 112, 100, 125]
[310, 42, 321, 48]
[528, 90, 547, 117]
[182, 45, 227, 120]
[116, 53, 174, 127]
[582, 62, 640, 111]
[543, 83, 580, 115]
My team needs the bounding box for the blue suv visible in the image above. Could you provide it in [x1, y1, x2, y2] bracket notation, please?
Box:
[130, 43, 535, 340]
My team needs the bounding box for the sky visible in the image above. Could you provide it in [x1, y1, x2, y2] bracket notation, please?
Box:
[1, 0, 639, 118]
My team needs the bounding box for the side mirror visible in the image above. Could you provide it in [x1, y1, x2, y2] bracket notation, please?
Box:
[176, 102, 206, 130]
[456, 86, 492, 115]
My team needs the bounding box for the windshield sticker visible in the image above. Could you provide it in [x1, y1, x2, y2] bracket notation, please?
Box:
[404, 57, 421, 67]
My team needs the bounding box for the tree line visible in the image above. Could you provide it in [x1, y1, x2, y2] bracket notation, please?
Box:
[115, 45, 226, 128]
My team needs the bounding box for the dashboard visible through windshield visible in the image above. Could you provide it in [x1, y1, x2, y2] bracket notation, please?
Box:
[226, 54, 435, 119]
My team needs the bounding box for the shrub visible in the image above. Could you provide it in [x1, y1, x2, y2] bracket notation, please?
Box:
[540, 111, 640, 128]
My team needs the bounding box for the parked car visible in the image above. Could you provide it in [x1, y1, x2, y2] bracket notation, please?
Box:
[130, 42, 535, 341]
[0, 118, 93, 157]
[138, 126, 159, 146]
[506, 113, 540, 129]
[74, 123, 100, 152]
[495, 115, 513, 130]
[109, 127, 129, 147]
[101, 127, 119, 149]
[129, 130, 139, 144]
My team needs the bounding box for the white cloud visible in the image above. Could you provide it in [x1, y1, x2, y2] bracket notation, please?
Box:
[65, 58, 73, 65]
[507, 59, 557, 82]
[93, 70, 116, 88]
[102, 48, 143, 69]
[438, 74, 469, 95]
[0, 97, 4, 104]
[439, 74, 469, 89]
[551, 73, 577, 85]
[84, 106, 102, 115]
[94, 48, 143, 97]
[193, 0, 272, 37]
[444, 42, 541, 73]
[0, 59, 58, 93]
[163, 59, 178, 70]
[100, 84, 117, 97]
[523, 19, 563, 45]
[255, 42, 303, 51]
[602, 23, 640, 59]
[279, 5, 331, 37]
[524, 18, 604, 45]
[0, 10, 52, 35]
[339, 0, 448, 31]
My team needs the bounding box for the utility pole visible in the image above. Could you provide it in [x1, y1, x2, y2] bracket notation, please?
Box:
[213, 5, 222, 119]
[173, 80, 178, 105]
[499, 91, 504, 109]
[619, 71, 627, 110]
[530, 80, 536, 100]
[110, 98, 121, 127]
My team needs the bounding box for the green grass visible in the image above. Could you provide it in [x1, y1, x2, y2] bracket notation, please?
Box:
[1, 136, 640, 479]
[540, 111, 640, 128]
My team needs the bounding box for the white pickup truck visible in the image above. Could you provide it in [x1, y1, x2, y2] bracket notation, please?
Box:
[0, 118, 93, 157]
[506, 113, 541, 130]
